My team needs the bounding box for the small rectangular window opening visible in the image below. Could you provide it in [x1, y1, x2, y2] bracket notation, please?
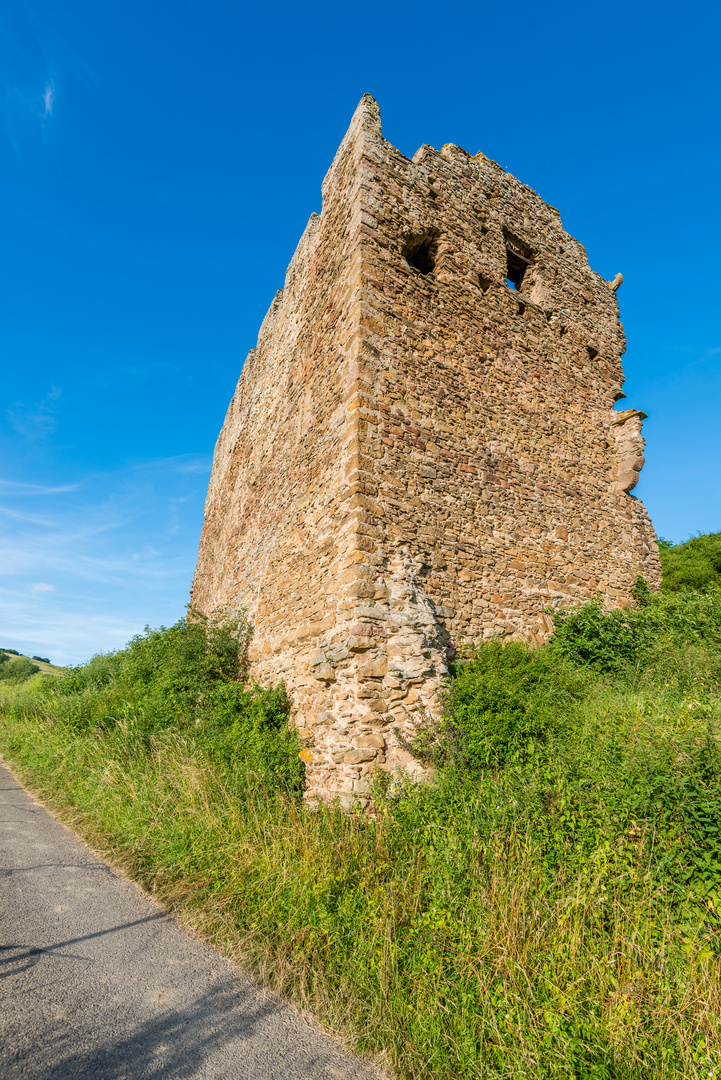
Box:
[403, 230, 440, 276]
[506, 247, 530, 290]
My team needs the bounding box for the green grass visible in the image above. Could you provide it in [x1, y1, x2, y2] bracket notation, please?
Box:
[1, 593, 721, 1079]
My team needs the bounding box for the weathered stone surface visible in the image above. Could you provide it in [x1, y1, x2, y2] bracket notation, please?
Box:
[312, 662, 335, 682]
[353, 734, 385, 749]
[612, 409, 648, 493]
[192, 95, 661, 804]
[359, 658, 388, 678]
[346, 636, 375, 651]
[344, 748, 377, 764]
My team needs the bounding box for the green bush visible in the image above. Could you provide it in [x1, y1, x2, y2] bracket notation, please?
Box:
[119, 609, 251, 701]
[406, 640, 590, 771]
[402, 639, 721, 912]
[660, 531, 721, 592]
[36, 611, 303, 793]
[194, 681, 302, 788]
[548, 596, 656, 673]
[0, 656, 40, 683]
[399, 584, 721, 909]
[548, 584, 721, 675]
[51, 652, 122, 697]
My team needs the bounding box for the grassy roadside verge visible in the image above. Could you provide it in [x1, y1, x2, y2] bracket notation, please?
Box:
[1, 603, 721, 1079]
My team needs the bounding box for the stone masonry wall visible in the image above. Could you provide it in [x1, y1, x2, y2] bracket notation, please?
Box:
[192, 95, 661, 807]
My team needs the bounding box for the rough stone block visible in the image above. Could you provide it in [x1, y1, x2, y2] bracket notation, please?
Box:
[312, 662, 335, 682]
[359, 657, 388, 678]
[344, 748, 377, 764]
[353, 734, 385, 749]
[346, 636, 375, 651]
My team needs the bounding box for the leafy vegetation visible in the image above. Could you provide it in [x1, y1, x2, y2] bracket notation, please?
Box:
[0, 653, 39, 683]
[1, 579, 721, 1079]
[15, 611, 303, 794]
[549, 580, 721, 676]
[403, 641, 590, 771]
[659, 531, 721, 593]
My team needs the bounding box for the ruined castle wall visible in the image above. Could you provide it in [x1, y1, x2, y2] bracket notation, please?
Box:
[343, 99, 660, 657]
[193, 96, 661, 806]
[192, 108, 368, 701]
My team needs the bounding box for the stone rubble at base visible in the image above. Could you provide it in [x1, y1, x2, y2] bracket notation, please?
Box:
[191, 95, 661, 808]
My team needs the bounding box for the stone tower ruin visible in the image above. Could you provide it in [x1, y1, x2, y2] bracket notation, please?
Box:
[192, 95, 660, 806]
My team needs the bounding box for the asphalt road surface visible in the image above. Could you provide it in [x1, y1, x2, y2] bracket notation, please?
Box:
[0, 758, 382, 1080]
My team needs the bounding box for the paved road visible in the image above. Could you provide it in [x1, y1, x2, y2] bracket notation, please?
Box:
[0, 759, 381, 1080]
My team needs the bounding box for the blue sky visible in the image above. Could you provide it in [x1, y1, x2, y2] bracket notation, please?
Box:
[1, 0, 719, 664]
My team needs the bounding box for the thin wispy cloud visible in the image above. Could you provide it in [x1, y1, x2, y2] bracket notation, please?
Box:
[122, 454, 213, 476]
[0, 503, 60, 527]
[7, 386, 61, 441]
[3, 74, 57, 151]
[171, 456, 213, 475]
[0, 454, 210, 663]
[0, 585, 141, 666]
[0, 478, 79, 496]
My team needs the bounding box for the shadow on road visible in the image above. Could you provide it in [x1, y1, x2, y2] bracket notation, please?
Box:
[0, 913, 166, 976]
[23, 979, 351, 1080]
[0, 763, 373, 1080]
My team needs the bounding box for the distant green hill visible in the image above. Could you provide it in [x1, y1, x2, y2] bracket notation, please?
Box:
[659, 531, 721, 592]
[0, 650, 66, 685]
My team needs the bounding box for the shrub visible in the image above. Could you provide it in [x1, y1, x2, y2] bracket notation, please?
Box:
[50, 652, 123, 698]
[403, 633, 721, 908]
[0, 656, 40, 683]
[193, 681, 303, 790]
[548, 584, 721, 675]
[660, 531, 721, 592]
[35, 611, 303, 794]
[548, 596, 655, 673]
[120, 609, 251, 695]
[32, 655, 50, 664]
[406, 640, 589, 771]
